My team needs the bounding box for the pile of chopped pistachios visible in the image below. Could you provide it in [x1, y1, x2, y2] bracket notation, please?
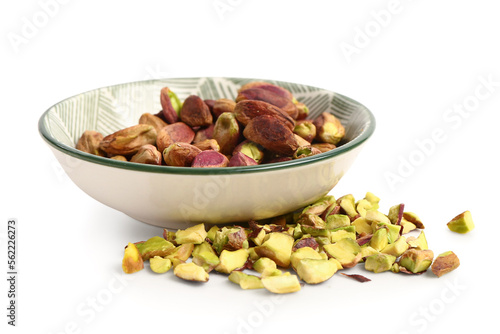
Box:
[77, 81, 346, 167]
[122, 192, 474, 293]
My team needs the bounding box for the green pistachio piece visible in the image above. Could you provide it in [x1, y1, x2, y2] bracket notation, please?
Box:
[403, 212, 425, 229]
[149, 256, 172, 274]
[365, 254, 397, 273]
[381, 236, 409, 257]
[174, 262, 209, 282]
[302, 195, 336, 216]
[329, 229, 356, 243]
[254, 232, 294, 268]
[373, 223, 401, 243]
[360, 245, 379, 259]
[351, 217, 372, 236]
[122, 243, 144, 274]
[431, 251, 460, 277]
[365, 210, 391, 225]
[364, 192, 380, 210]
[296, 213, 326, 228]
[447, 211, 475, 234]
[407, 231, 428, 250]
[206, 226, 219, 242]
[228, 272, 264, 290]
[369, 227, 389, 251]
[253, 257, 277, 273]
[192, 241, 220, 272]
[399, 249, 434, 274]
[355, 199, 373, 217]
[401, 218, 417, 234]
[135, 236, 175, 261]
[214, 249, 249, 274]
[261, 274, 301, 294]
[323, 238, 362, 268]
[166, 243, 195, 262]
[290, 247, 323, 271]
[175, 223, 207, 245]
[388, 203, 405, 225]
[337, 194, 358, 218]
[295, 258, 337, 284]
[326, 214, 350, 229]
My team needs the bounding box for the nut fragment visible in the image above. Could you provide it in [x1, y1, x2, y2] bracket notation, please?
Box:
[398, 249, 434, 274]
[163, 143, 202, 167]
[135, 236, 175, 261]
[295, 258, 337, 284]
[174, 262, 209, 282]
[212, 98, 236, 119]
[175, 223, 208, 245]
[261, 274, 301, 294]
[243, 115, 299, 156]
[232, 140, 265, 164]
[254, 232, 294, 268]
[99, 124, 157, 156]
[228, 152, 258, 167]
[139, 113, 168, 134]
[180, 95, 213, 127]
[238, 82, 294, 100]
[130, 144, 162, 165]
[431, 251, 460, 277]
[214, 249, 249, 274]
[447, 210, 475, 233]
[364, 253, 397, 273]
[76, 130, 105, 156]
[149, 256, 172, 274]
[122, 243, 144, 274]
[193, 139, 220, 151]
[293, 121, 316, 143]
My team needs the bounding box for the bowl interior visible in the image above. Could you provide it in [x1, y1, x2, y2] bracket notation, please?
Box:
[39, 77, 375, 174]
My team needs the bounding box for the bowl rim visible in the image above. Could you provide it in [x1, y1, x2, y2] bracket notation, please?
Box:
[38, 77, 376, 175]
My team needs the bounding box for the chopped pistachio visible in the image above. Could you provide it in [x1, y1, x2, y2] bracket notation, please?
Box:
[447, 211, 475, 234]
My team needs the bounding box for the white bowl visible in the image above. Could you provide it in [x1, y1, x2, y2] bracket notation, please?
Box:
[39, 77, 375, 229]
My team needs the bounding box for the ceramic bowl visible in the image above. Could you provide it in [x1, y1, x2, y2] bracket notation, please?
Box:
[39, 77, 375, 229]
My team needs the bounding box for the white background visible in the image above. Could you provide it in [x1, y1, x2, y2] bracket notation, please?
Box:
[2, 1, 499, 333]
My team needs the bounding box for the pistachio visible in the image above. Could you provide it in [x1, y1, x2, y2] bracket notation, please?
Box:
[192, 241, 220, 272]
[204, 99, 215, 113]
[447, 210, 475, 233]
[110, 155, 127, 161]
[213, 112, 241, 155]
[352, 217, 373, 235]
[174, 262, 209, 282]
[163, 143, 202, 167]
[232, 140, 265, 164]
[254, 232, 294, 268]
[406, 231, 428, 250]
[180, 95, 213, 127]
[297, 213, 326, 228]
[290, 247, 323, 271]
[236, 87, 299, 119]
[99, 124, 157, 156]
[381, 236, 409, 257]
[295, 101, 310, 120]
[214, 249, 249, 274]
[135, 236, 175, 261]
[156, 122, 195, 153]
[234, 100, 295, 130]
[122, 243, 144, 274]
[174, 224, 207, 245]
[160, 87, 182, 123]
[293, 120, 316, 143]
[226, 227, 248, 250]
[228, 151, 258, 167]
[398, 249, 434, 274]
[294, 134, 312, 147]
[149, 256, 172, 274]
[292, 237, 319, 252]
[364, 253, 397, 273]
[313, 112, 346, 145]
[228, 271, 264, 290]
[212, 98, 236, 119]
[206, 226, 219, 243]
[138, 112, 168, 134]
[191, 150, 229, 168]
[311, 143, 337, 153]
[295, 258, 337, 284]
[243, 115, 299, 156]
[293, 146, 322, 159]
[337, 194, 358, 218]
[130, 144, 162, 165]
[238, 82, 294, 101]
[302, 195, 336, 216]
[403, 212, 425, 229]
[253, 257, 277, 273]
[193, 124, 214, 143]
[76, 130, 105, 156]
[323, 238, 362, 268]
[165, 243, 195, 262]
[193, 139, 220, 151]
[369, 227, 389, 251]
[261, 274, 301, 294]
[431, 251, 460, 277]
[330, 229, 356, 243]
[325, 214, 350, 229]
[388, 203, 405, 225]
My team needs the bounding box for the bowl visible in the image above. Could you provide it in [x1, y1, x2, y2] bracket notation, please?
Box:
[39, 77, 375, 229]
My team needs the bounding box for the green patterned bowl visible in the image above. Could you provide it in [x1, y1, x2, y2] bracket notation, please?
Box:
[39, 77, 375, 229]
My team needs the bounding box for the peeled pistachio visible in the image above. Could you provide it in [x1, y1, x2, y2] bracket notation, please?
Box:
[192, 241, 220, 272]
[293, 120, 316, 143]
[135, 236, 175, 261]
[253, 257, 277, 273]
[399, 249, 434, 274]
[365, 253, 397, 273]
[174, 262, 209, 282]
[166, 243, 195, 262]
[406, 231, 428, 250]
[243, 115, 299, 156]
[381, 236, 409, 257]
[295, 258, 337, 284]
[149, 256, 172, 274]
[323, 238, 362, 268]
[193, 139, 220, 152]
[228, 271, 264, 290]
[76, 130, 105, 156]
[447, 210, 475, 234]
[369, 227, 389, 251]
[214, 249, 249, 274]
[122, 242, 144, 274]
[431, 251, 460, 277]
[295, 101, 309, 120]
[311, 143, 337, 153]
[175, 223, 207, 245]
[403, 212, 425, 229]
[233, 140, 265, 164]
[337, 194, 358, 218]
[139, 112, 168, 133]
[213, 112, 241, 155]
[212, 98, 236, 119]
[254, 232, 294, 268]
[180, 95, 213, 127]
[191, 150, 229, 168]
[228, 151, 258, 167]
[156, 122, 195, 154]
[160, 87, 182, 123]
[290, 246, 323, 271]
[325, 214, 350, 229]
[99, 124, 157, 156]
[163, 143, 202, 167]
[261, 274, 301, 294]
[302, 195, 336, 216]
